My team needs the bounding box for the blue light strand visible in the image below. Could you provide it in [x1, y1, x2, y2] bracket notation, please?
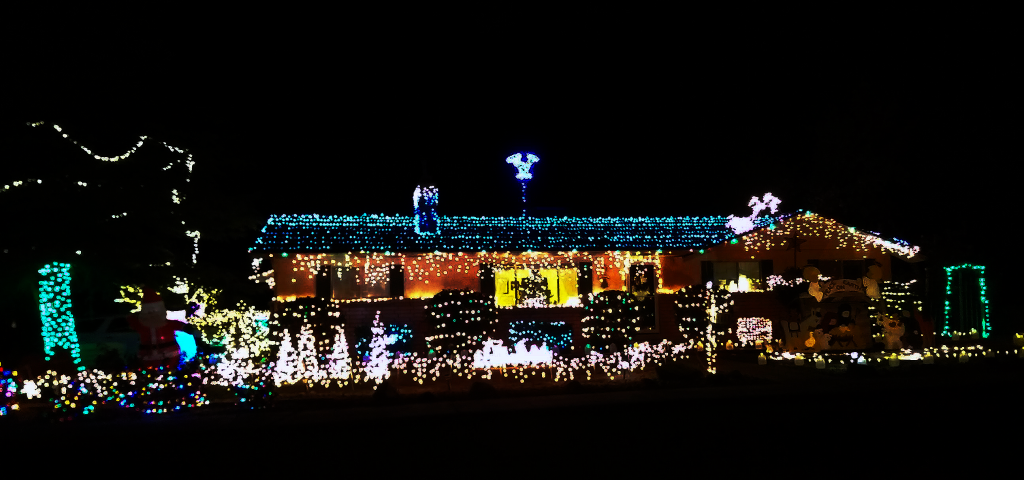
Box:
[508, 320, 572, 350]
[251, 213, 777, 253]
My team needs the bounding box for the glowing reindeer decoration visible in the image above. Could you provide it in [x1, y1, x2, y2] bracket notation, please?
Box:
[727, 192, 781, 235]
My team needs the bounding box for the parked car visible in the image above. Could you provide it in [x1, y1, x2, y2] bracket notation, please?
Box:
[76, 315, 139, 370]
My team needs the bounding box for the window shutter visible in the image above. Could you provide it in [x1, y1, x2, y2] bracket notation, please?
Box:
[479, 263, 496, 297]
[388, 265, 405, 298]
[701, 261, 713, 287]
[316, 266, 332, 300]
[760, 259, 774, 284]
[577, 262, 593, 297]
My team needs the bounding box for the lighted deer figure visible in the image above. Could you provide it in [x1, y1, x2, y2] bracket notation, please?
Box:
[727, 192, 781, 235]
[506, 152, 539, 217]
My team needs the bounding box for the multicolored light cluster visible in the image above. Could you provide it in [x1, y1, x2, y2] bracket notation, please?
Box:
[0, 362, 17, 416]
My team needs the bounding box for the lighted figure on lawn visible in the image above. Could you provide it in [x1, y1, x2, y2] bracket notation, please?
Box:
[128, 288, 197, 367]
[827, 304, 857, 348]
[472, 338, 553, 369]
[804, 266, 824, 302]
[506, 152, 539, 217]
[862, 264, 882, 299]
[878, 314, 905, 350]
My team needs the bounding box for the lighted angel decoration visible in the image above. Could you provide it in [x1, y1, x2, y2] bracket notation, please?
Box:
[506, 152, 540, 216]
[506, 152, 539, 181]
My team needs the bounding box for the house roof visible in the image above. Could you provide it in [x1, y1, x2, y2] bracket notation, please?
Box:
[249, 213, 779, 253]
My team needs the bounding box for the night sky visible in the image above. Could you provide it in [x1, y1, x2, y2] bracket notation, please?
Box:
[5, 36, 1010, 329]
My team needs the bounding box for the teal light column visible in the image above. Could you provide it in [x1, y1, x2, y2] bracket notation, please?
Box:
[37, 262, 84, 370]
[941, 263, 990, 339]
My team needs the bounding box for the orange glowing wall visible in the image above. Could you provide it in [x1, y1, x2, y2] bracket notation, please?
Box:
[268, 251, 674, 301]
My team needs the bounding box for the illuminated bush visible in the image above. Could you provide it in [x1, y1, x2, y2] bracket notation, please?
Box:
[581, 291, 640, 352]
[674, 287, 710, 337]
[673, 286, 732, 337]
[425, 289, 497, 354]
[672, 285, 732, 374]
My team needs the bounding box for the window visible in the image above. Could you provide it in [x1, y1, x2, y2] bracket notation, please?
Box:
[494, 267, 579, 307]
[809, 260, 866, 280]
[388, 265, 405, 298]
[702, 261, 769, 291]
[629, 264, 655, 300]
[332, 266, 360, 299]
[630, 264, 657, 329]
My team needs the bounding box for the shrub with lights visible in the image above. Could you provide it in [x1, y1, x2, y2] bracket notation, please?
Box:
[582, 291, 640, 352]
[673, 285, 732, 374]
[674, 286, 711, 340]
[425, 289, 498, 354]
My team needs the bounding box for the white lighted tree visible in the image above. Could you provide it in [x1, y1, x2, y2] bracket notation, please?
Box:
[297, 323, 325, 382]
[273, 328, 299, 386]
[364, 312, 390, 384]
[326, 326, 352, 385]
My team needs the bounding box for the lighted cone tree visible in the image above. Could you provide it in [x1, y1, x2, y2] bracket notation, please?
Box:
[326, 326, 352, 385]
[296, 323, 324, 383]
[273, 329, 299, 386]
[364, 312, 389, 384]
[582, 291, 641, 352]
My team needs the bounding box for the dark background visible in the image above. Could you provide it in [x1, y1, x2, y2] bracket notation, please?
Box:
[2, 28, 1012, 364]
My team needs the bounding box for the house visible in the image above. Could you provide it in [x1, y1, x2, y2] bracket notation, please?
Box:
[249, 188, 924, 355]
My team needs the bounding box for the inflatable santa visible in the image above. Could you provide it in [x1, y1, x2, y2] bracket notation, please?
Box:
[128, 288, 194, 368]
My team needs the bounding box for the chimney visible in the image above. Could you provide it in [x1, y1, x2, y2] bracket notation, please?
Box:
[414, 185, 439, 235]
